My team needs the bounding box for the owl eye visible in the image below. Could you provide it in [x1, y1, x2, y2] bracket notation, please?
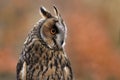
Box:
[50, 28, 56, 35]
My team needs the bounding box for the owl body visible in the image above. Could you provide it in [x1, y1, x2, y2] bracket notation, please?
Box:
[16, 6, 73, 80]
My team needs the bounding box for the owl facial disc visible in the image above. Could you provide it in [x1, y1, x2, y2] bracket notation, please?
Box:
[40, 6, 67, 50]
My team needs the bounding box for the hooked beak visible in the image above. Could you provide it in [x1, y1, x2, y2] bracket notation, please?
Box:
[54, 34, 65, 49]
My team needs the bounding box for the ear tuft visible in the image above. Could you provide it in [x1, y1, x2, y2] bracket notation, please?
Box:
[53, 6, 63, 21]
[40, 6, 52, 18]
[53, 6, 59, 17]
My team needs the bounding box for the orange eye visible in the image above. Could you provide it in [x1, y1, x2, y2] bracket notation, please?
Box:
[51, 29, 56, 34]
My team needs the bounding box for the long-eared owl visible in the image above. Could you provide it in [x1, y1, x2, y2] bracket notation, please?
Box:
[16, 6, 73, 80]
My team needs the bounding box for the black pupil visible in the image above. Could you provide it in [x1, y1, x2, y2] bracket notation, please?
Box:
[52, 29, 56, 33]
[51, 24, 59, 34]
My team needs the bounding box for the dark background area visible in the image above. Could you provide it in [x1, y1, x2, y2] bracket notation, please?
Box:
[1, 0, 120, 80]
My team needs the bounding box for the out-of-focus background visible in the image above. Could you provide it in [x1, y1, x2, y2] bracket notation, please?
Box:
[1, 0, 120, 80]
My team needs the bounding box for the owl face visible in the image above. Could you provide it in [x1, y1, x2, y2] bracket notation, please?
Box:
[40, 6, 67, 50]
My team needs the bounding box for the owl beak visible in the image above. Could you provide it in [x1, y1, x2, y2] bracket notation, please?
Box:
[56, 40, 64, 49]
[55, 34, 65, 49]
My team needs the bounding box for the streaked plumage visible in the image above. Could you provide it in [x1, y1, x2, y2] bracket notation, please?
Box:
[16, 6, 73, 80]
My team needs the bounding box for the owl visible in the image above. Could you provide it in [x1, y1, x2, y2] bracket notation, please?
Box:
[16, 6, 73, 80]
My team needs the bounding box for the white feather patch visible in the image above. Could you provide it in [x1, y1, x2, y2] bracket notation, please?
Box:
[20, 62, 27, 80]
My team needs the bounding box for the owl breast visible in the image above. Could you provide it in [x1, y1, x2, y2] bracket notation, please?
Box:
[23, 40, 72, 80]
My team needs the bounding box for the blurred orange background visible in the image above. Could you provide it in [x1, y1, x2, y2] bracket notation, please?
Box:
[1, 0, 120, 80]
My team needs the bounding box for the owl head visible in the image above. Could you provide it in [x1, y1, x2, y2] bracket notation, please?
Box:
[39, 6, 67, 50]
